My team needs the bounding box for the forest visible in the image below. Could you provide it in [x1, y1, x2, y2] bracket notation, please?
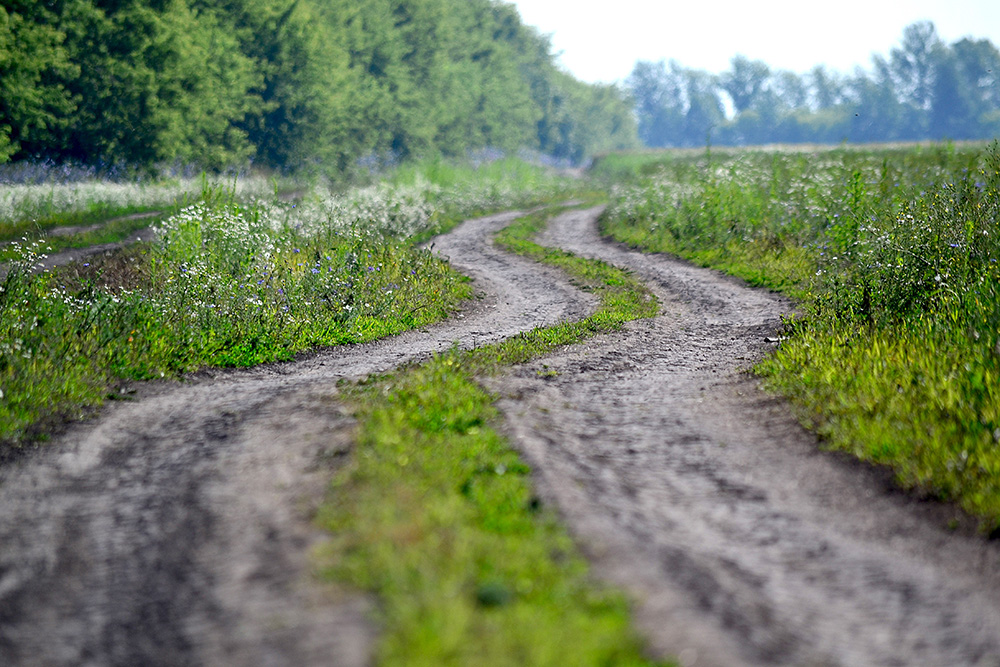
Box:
[4, 4, 998, 175]
[628, 21, 1000, 148]
[0, 0, 639, 173]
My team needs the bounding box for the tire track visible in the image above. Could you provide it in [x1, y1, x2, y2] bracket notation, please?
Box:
[0, 210, 596, 666]
[486, 206, 1000, 666]
[4, 204, 1000, 667]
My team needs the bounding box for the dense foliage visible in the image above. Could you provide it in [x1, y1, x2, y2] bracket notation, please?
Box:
[629, 22, 1000, 148]
[599, 142, 1000, 531]
[0, 0, 638, 171]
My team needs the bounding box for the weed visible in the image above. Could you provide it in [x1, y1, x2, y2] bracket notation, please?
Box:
[601, 141, 1000, 532]
[316, 205, 666, 666]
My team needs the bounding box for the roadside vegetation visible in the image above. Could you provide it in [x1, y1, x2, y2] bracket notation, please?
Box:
[0, 158, 573, 449]
[0, 171, 289, 258]
[598, 141, 1000, 533]
[317, 205, 664, 666]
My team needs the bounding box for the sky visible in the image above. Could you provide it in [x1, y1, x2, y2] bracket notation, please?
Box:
[506, 0, 1000, 84]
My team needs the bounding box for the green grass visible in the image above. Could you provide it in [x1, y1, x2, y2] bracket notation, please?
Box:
[315, 205, 665, 666]
[0, 213, 472, 448]
[0, 211, 167, 262]
[759, 317, 1000, 527]
[599, 141, 1000, 533]
[0, 159, 586, 450]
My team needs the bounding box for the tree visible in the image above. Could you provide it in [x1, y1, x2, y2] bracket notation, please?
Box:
[772, 70, 808, 109]
[951, 37, 1000, 138]
[0, 2, 78, 162]
[626, 59, 686, 147]
[683, 69, 724, 147]
[205, 0, 364, 171]
[929, 48, 974, 139]
[2, 0, 639, 169]
[50, 0, 259, 168]
[808, 65, 844, 110]
[846, 57, 903, 142]
[719, 55, 769, 114]
[890, 20, 943, 137]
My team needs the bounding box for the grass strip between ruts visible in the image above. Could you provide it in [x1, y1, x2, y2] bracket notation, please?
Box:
[0, 212, 167, 262]
[314, 205, 670, 666]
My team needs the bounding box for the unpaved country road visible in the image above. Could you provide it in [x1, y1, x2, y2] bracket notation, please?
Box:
[487, 207, 1000, 666]
[0, 212, 162, 280]
[0, 210, 596, 666]
[2, 206, 1000, 666]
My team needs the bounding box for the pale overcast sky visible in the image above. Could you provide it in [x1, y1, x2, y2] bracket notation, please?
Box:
[506, 0, 1000, 83]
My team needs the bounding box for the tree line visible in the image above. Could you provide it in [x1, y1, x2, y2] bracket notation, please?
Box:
[629, 22, 1000, 148]
[0, 0, 639, 173]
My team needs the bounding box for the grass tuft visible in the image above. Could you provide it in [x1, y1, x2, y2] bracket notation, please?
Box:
[600, 141, 1000, 533]
[315, 205, 667, 666]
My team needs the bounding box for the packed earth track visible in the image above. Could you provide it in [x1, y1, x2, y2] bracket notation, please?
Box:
[2, 206, 1000, 666]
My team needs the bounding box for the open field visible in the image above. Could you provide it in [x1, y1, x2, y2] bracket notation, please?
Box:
[2, 147, 1000, 665]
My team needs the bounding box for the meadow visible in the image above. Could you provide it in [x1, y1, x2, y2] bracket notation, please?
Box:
[5, 143, 999, 661]
[597, 141, 1000, 533]
[1, 160, 671, 665]
[0, 158, 574, 448]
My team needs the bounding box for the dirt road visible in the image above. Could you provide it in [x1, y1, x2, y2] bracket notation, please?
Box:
[0, 210, 594, 666]
[491, 207, 1000, 666]
[2, 206, 1000, 666]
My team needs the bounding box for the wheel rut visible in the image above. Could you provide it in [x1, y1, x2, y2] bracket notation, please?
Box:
[0, 210, 595, 666]
[2, 206, 999, 667]
[487, 206, 1000, 666]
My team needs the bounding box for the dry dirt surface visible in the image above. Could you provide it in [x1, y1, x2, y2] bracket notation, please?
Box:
[1, 206, 1000, 666]
[0, 210, 595, 667]
[487, 207, 1000, 667]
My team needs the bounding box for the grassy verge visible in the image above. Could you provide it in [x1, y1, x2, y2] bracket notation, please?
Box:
[1, 160, 584, 449]
[599, 142, 1000, 533]
[315, 206, 665, 665]
[0, 205, 471, 449]
[0, 211, 167, 262]
[0, 174, 286, 242]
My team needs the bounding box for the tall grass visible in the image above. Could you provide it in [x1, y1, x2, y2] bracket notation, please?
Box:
[600, 142, 1000, 532]
[0, 159, 578, 449]
[0, 173, 281, 241]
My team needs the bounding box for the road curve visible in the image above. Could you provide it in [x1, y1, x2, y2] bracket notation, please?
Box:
[487, 206, 1000, 667]
[0, 210, 595, 666]
[2, 205, 1000, 667]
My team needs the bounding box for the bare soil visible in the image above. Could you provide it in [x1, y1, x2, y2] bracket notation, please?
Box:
[488, 207, 1000, 666]
[0, 210, 594, 666]
[2, 206, 1000, 666]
